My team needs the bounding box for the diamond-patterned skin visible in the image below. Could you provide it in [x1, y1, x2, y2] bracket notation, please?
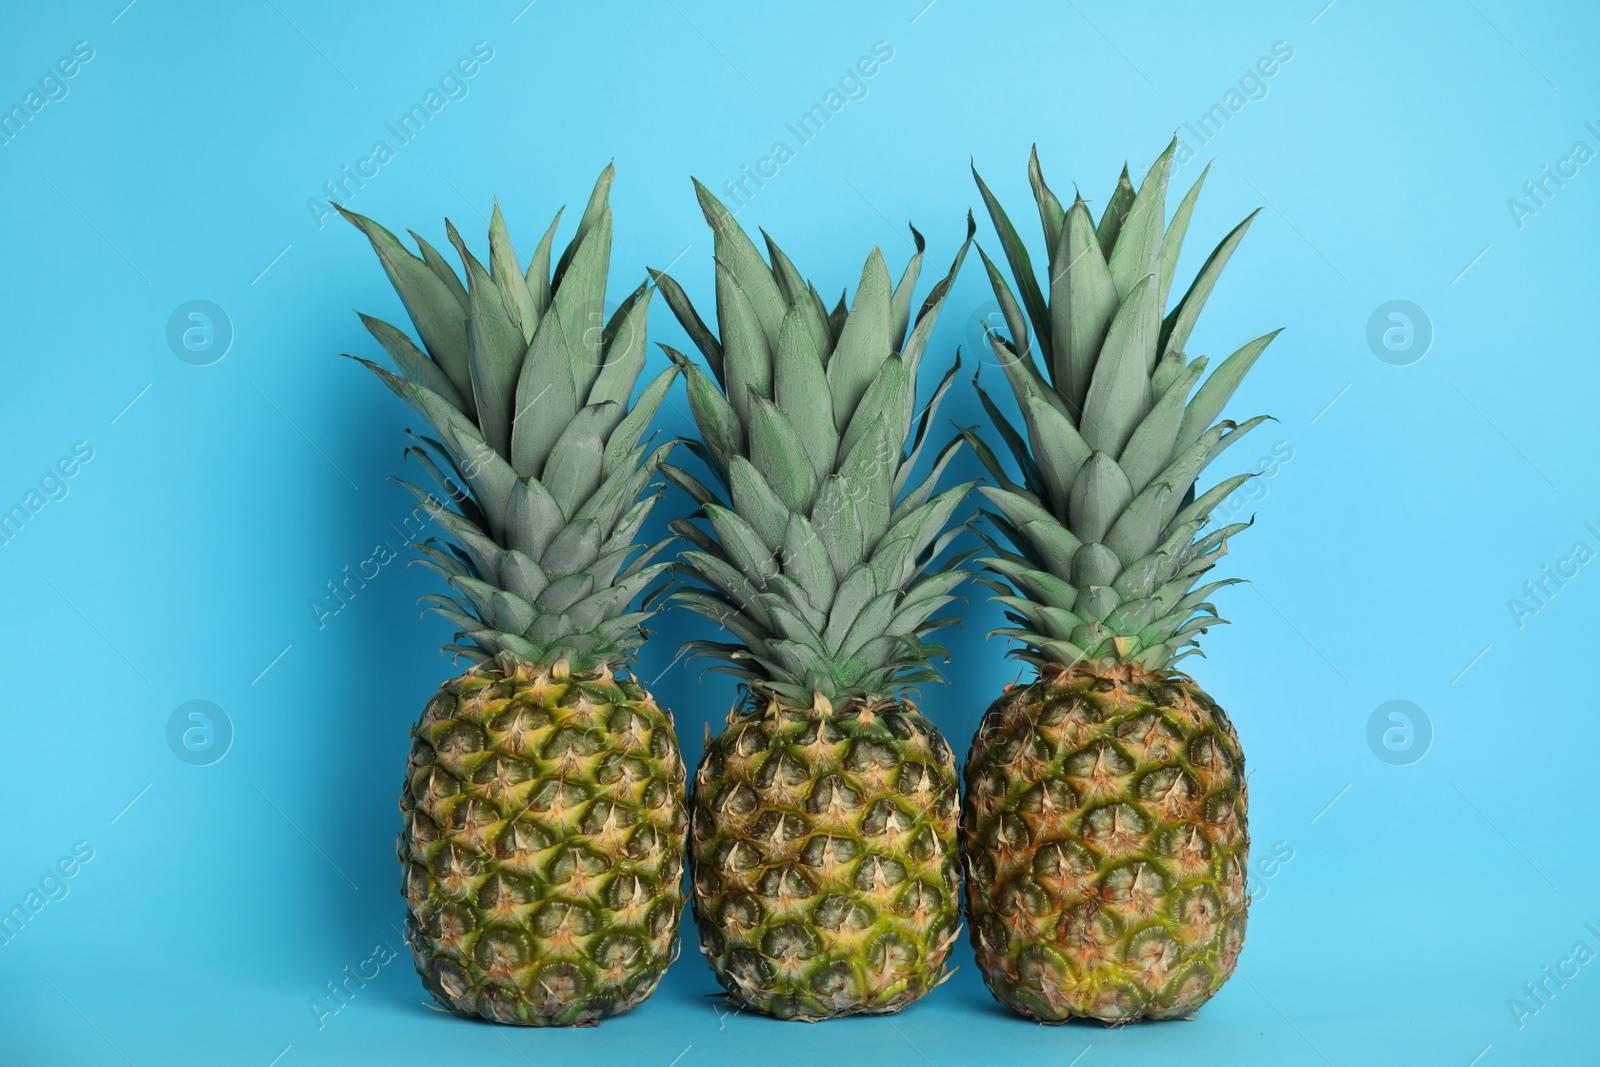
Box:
[691, 699, 961, 1020]
[398, 653, 686, 1026]
[961, 664, 1248, 1021]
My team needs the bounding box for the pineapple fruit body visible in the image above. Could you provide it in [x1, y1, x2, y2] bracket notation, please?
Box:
[961, 664, 1247, 1022]
[690, 698, 960, 1021]
[400, 653, 686, 1026]
[346, 167, 687, 1024]
[961, 141, 1280, 1021]
[657, 181, 978, 1017]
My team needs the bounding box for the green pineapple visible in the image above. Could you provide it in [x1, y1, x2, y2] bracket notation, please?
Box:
[654, 182, 975, 1020]
[340, 166, 687, 1026]
[960, 141, 1280, 1022]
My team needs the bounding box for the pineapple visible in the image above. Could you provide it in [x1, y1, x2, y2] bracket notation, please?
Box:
[960, 141, 1279, 1022]
[653, 182, 975, 1020]
[339, 166, 688, 1026]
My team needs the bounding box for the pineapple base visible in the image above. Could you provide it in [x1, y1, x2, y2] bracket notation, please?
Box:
[691, 697, 962, 1021]
[961, 664, 1249, 1022]
[398, 653, 687, 1026]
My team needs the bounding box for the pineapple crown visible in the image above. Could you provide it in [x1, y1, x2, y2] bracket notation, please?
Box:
[653, 179, 976, 709]
[340, 165, 678, 674]
[968, 140, 1281, 673]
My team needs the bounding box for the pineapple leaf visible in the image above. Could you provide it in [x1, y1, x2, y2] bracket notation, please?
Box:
[488, 200, 538, 342]
[508, 308, 579, 479]
[446, 218, 527, 460]
[650, 268, 725, 385]
[773, 307, 836, 481]
[728, 455, 792, 551]
[1162, 209, 1260, 361]
[1021, 393, 1092, 518]
[1105, 140, 1174, 303]
[587, 286, 653, 411]
[973, 164, 1051, 365]
[1159, 162, 1210, 313]
[889, 223, 926, 351]
[1027, 145, 1066, 252]
[692, 177, 786, 344]
[356, 314, 470, 415]
[898, 354, 962, 497]
[541, 517, 602, 576]
[1049, 198, 1119, 414]
[411, 231, 469, 313]
[523, 206, 563, 318]
[748, 395, 819, 513]
[1068, 452, 1134, 545]
[1174, 329, 1282, 455]
[716, 262, 774, 427]
[1096, 164, 1136, 256]
[506, 477, 564, 561]
[552, 162, 614, 290]
[338, 204, 473, 402]
[825, 249, 894, 427]
[1119, 354, 1208, 495]
[781, 513, 838, 611]
[667, 346, 743, 479]
[601, 364, 678, 476]
[1079, 274, 1156, 456]
[541, 401, 617, 519]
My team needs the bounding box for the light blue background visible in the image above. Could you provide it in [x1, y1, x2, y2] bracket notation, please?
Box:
[3, 2, 1596, 1064]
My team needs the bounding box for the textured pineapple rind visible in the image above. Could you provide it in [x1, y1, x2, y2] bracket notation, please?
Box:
[399, 657, 688, 1026]
[691, 698, 962, 1021]
[960, 669, 1249, 1022]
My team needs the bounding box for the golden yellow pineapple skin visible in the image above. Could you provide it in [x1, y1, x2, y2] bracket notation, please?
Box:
[961, 664, 1249, 1021]
[398, 654, 686, 1026]
[691, 698, 961, 1021]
